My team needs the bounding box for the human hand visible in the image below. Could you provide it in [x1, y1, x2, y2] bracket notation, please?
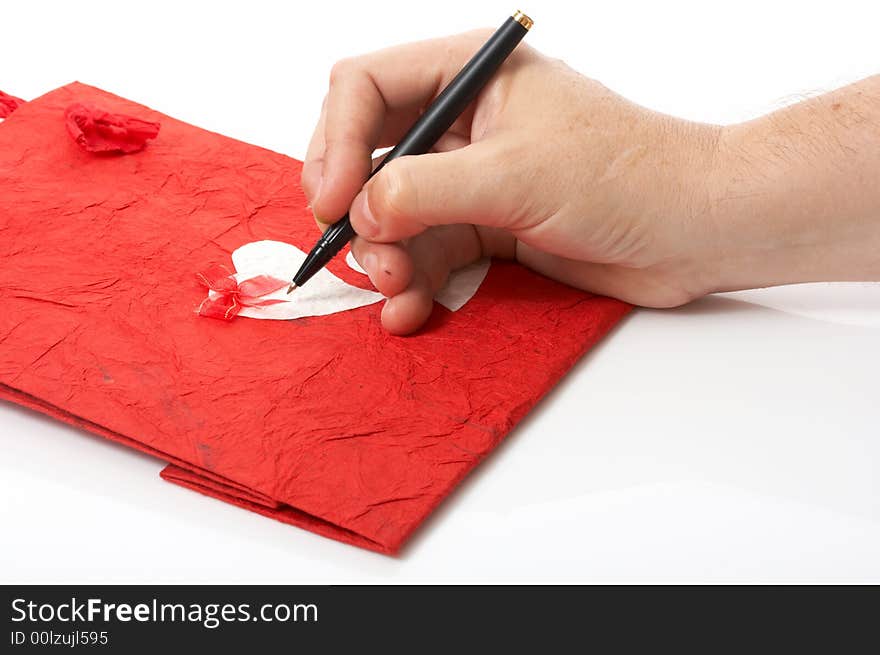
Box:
[301, 31, 880, 334]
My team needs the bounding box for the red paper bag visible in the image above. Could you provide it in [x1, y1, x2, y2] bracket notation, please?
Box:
[0, 83, 630, 554]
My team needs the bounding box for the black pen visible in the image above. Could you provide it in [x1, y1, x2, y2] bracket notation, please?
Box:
[288, 10, 533, 293]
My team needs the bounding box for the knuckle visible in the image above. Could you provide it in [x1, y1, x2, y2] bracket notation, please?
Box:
[461, 28, 494, 45]
[442, 30, 494, 65]
[328, 57, 356, 85]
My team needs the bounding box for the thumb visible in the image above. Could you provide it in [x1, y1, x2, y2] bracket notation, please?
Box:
[349, 142, 525, 243]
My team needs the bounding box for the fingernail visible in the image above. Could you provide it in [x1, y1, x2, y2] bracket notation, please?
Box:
[362, 252, 378, 275]
[352, 191, 379, 238]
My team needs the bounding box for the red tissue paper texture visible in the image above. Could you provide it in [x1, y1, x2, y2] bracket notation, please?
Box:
[0, 82, 631, 554]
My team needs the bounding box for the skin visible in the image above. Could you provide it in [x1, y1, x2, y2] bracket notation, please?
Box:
[301, 30, 880, 335]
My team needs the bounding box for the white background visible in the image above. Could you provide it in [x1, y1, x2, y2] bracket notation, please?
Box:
[2, 0, 879, 582]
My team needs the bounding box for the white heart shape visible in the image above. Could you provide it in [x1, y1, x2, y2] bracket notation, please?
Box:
[229, 240, 383, 320]
[204, 240, 491, 321]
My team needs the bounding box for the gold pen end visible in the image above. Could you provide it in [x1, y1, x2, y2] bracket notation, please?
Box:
[512, 10, 533, 30]
[286, 283, 296, 295]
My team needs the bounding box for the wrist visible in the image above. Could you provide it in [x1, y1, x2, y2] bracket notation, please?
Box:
[647, 119, 728, 301]
[702, 121, 841, 293]
[702, 87, 880, 293]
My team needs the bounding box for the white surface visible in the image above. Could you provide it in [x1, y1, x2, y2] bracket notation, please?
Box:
[2, 0, 879, 583]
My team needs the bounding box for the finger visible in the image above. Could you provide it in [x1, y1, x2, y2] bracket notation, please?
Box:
[352, 225, 480, 306]
[381, 270, 435, 335]
[315, 61, 386, 222]
[350, 239, 413, 298]
[380, 225, 484, 335]
[301, 95, 328, 210]
[312, 153, 388, 235]
[410, 224, 484, 284]
[311, 33, 492, 223]
[431, 131, 470, 154]
[349, 142, 530, 242]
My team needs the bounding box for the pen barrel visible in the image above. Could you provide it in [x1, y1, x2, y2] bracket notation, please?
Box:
[375, 16, 530, 172]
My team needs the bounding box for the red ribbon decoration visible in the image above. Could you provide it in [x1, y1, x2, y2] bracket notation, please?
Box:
[196, 264, 289, 320]
[65, 103, 161, 154]
[0, 90, 25, 119]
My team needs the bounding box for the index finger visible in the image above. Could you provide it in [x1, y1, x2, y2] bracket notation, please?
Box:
[308, 31, 493, 223]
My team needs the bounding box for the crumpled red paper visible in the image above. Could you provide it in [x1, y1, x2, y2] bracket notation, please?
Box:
[0, 90, 25, 118]
[0, 82, 631, 554]
[65, 102, 160, 153]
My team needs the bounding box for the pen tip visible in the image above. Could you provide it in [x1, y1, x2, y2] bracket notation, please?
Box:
[286, 283, 296, 295]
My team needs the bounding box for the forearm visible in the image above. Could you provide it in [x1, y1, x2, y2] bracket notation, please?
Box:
[707, 75, 880, 292]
